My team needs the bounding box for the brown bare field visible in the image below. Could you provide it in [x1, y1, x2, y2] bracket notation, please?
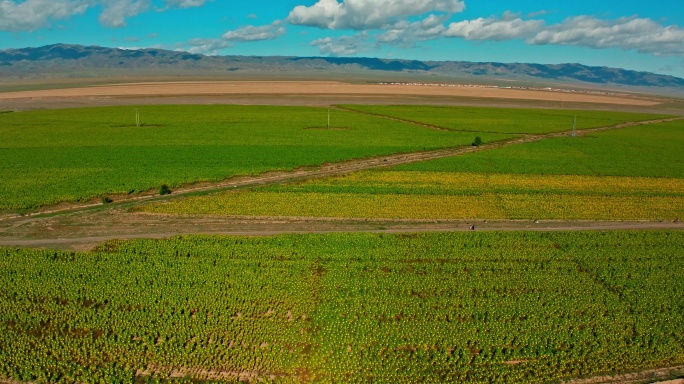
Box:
[0, 80, 662, 107]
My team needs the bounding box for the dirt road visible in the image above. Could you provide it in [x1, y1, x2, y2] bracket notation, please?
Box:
[1, 211, 682, 251]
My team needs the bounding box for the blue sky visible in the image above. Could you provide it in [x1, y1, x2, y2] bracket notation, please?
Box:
[1, 0, 684, 78]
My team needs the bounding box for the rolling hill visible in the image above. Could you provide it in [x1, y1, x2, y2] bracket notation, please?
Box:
[1, 44, 683, 90]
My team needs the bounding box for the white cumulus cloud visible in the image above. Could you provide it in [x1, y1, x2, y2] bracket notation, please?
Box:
[222, 21, 286, 42]
[185, 37, 232, 55]
[528, 16, 684, 57]
[164, 0, 209, 8]
[444, 11, 543, 41]
[377, 14, 447, 47]
[311, 33, 369, 55]
[98, 0, 150, 28]
[183, 21, 286, 56]
[0, 0, 90, 31]
[288, 0, 465, 30]
[440, 12, 684, 58]
[0, 0, 211, 31]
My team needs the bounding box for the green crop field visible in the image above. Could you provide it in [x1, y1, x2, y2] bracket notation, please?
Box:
[0, 105, 511, 211]
[396, 119, 684, 177]
[339, 105, 669, 134]
[3, 103, 682, 383]
[0, 105, 671, 212]
[142, 120, 684, 221]
[0, 231, 682, 383]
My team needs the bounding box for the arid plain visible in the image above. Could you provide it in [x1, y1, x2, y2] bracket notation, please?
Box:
[2, 79, 680, 113]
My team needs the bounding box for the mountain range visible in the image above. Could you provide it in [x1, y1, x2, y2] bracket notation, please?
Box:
[1, 44, 683, 90]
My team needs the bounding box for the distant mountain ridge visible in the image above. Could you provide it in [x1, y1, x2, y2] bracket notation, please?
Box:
[2, 44, 683, 89]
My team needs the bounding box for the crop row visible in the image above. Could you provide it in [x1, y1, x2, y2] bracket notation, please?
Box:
[0, 231, 682, 382]
[264, 170, 684, 196]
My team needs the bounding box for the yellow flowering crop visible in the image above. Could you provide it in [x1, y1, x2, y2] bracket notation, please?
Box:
[142, 171, 684, 221]
[311, 171, 684, 195]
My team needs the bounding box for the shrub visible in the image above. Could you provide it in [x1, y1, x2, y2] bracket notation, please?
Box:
[472, 136, 482, 146]
[159, 184, 172, 196]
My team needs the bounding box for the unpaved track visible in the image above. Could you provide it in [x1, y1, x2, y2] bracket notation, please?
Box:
[1, 212, 682, 252]
[0, 116, 682, 251]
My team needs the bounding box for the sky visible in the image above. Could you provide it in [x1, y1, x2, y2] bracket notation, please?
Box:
[1, 0, 684, 78]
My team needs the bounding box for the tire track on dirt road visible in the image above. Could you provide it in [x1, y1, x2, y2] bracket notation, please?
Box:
[0, 214, 682, 251]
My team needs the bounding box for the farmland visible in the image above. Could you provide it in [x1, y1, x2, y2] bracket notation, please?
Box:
[0, 105, 670, 212]
[0, 105, 511, 211]
[1, 99, 683, 384]
[396, 119, 684, 177]
[339, 105, 668, 134]
[0, 231, 682, 383]
[141, 118, 684, 221]
[141, 171, 684, 220]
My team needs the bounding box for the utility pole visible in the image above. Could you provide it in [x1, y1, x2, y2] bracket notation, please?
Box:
[327, 108, 330, 129]
[135, 108, 140, 128]
[571, 115, 576, 137]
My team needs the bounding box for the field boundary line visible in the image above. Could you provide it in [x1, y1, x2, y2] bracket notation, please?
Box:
[332, 105, 454, 132]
